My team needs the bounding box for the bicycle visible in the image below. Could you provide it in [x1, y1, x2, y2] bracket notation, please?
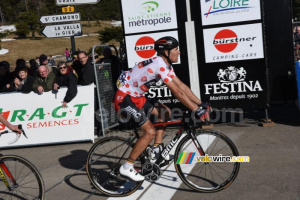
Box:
[0, 125, 45, 200]
[86, 111, 240, 197]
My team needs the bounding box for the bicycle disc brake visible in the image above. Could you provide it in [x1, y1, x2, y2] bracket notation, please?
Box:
[142, 162, 161, 182]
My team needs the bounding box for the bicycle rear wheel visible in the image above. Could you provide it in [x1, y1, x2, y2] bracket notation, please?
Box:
[174, 129, 240, 192]
[0, 155, 45, 200]
[86, 137, 144, 197]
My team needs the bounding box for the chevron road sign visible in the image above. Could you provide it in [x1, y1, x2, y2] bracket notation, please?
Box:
[40, 13, 80, 24]
[41, 23, 82, 38]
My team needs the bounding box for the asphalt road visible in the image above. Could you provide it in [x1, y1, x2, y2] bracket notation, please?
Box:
[1, 101, 300, 200]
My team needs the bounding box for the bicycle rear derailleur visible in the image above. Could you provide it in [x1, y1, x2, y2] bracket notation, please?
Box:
[142, 162, 161, 182]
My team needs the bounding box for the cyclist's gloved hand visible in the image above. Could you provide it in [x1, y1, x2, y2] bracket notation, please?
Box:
[195, 102, 210, 122]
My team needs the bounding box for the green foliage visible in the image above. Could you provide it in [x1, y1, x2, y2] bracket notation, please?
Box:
[98, 26, 124, 44]
[0, 0, 121, 23]
[87, 46, 105, 57]
[15, 11, 40, 38]
[0, 32, 8, 50]
[15, 21, 30, 38]
[294, 0, 300, 20]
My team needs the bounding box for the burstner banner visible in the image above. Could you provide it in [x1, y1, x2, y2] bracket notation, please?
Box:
[0, 85, 94, 148]
[203, 23, 264, 63]
[121, 0, 178, 34]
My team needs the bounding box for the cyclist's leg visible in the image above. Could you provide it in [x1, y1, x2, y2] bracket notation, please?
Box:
[120, 120, 156, 181]
[151, 103, 171, 144]
[115, 92, 155, 181]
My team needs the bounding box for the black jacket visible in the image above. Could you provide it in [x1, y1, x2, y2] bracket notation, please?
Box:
[55, 72, 78, 103]
[4, 75, 34, 93]
[79, 59, 95, 85]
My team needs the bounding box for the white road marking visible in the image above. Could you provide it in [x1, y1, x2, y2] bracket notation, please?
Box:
[108, 134, 215, 200]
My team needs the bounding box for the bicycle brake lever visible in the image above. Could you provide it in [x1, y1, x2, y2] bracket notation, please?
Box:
[18, 124, 28, 138]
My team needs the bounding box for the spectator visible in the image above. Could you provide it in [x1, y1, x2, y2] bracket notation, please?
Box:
[53, 61, 78, 108]
[72, 54, 78, 61]
[71, 53, 80, 79]
[15, 59, 26, 75]
[35, 57, 40, 65]
[78, 51, 95, 85]
[39, 54, 58, 75]
[1, 61, 13, 79]
[65, 48, 71, 62]
[295, 26, 300, 45]
[0, 62, 14, 92]
[6, 67, 34, 93]
[48, 55, 56, 67]
[32, 65, 56, 94]
[28, 59, 38, 77]
[98, 46, 120, 91]
[92, 53, 100, 63]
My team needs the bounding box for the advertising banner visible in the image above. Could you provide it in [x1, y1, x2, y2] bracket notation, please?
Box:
[125, 31, 180, 68]
[199, 60, 268, 108]
[203, 23, 264, 63]
[200, 0, 261, 26]
[121, 0, 178, 34]
[0, 85, 94, 148]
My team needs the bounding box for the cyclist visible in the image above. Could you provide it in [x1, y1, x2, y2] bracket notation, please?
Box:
[0, 114, 22, 134]
[113, 36, 209, 181]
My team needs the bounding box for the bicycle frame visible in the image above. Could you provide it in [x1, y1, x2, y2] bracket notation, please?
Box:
[0, 159, 17, 191]
[128, 114, 206, 168]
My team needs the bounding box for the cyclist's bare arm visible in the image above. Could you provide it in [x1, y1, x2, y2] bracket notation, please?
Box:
[172, 77, 202, 105]
[0, 114, 22, 133]
[165, 77, 199, 111]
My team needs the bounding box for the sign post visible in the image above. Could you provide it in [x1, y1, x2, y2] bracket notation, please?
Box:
[56, 0, 100, 6]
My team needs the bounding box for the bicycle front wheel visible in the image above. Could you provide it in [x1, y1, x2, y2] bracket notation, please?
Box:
[174, 129, 240, 192]
[0, 155, 45, 200]
[86, 137, 144, 197]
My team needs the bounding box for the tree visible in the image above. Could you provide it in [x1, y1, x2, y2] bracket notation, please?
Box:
[293, 0, 300, 20]
[15, 22, 30, 38]
[98, 26, 124, 44]
[15, 11, 39, 38]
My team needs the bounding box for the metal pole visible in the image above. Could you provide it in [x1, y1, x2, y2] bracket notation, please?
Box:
[185, 0, 201, 99]
[70, 36, 76, 55]
[92, 45, 109, 137]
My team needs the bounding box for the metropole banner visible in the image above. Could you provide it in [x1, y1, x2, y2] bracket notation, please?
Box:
[0, 85, 94, 148]
[203, 23, 264, 63]
[200, 0, 261, 26]
[121, 0, 178, 34]
[125, 31, 180, 68]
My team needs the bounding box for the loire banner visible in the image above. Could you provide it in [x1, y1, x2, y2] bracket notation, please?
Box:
[121, 0, 178, 34]
[203, 23, 264, 63]
[0, 85, 94, 148]
[200, 0, 261, 26]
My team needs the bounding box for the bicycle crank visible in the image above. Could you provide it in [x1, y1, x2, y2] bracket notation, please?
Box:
[142, 162, 161, 182]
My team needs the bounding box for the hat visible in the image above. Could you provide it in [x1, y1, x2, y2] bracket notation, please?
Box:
[39, 54, 48, 64]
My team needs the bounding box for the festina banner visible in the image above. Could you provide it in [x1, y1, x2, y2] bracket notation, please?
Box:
[121, 0, 178, 34]
[199, 59, 269, 108]
[200, 0, 261, 26]
[0, 85, 94, 148]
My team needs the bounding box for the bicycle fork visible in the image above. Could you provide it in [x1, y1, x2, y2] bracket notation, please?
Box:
[0, 162, 18, 191]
